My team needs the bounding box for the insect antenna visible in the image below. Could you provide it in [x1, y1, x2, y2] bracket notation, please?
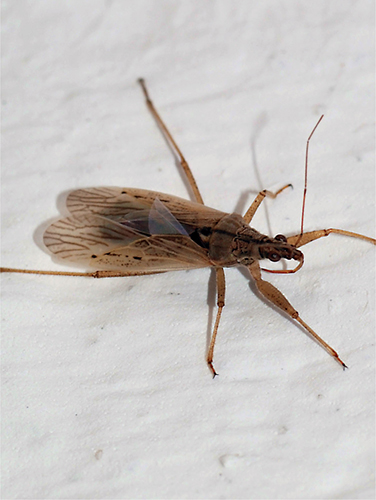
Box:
[260, 115, 323, 274]
[294, 114, 324, 247]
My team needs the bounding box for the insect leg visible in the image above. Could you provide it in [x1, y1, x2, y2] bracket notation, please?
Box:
[248, 262, 347, 369]
[138, 78, 204, 205]
[207, 267, 226, 377]
[286, 229, 376, 248]
[243, 184, 292, 224]
[0, 267, 165, 278]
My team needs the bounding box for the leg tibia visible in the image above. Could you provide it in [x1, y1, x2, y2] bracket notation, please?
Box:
[248, 262, 346, 369]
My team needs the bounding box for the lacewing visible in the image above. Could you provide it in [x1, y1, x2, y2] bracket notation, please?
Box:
[2, 79, 375, 376]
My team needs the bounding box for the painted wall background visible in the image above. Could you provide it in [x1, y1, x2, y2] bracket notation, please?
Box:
[2, 1, 375, 499]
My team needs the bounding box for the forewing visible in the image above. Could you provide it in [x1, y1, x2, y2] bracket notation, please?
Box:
[91, 234, 211, 272]
[66, 187, 226, 229]
[66, 187, 151, 218]
[43, 213, 210, 272]
[43, 214, 144, 262]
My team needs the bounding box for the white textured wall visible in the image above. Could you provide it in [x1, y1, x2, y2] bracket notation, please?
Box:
[2, 1, 375, 499]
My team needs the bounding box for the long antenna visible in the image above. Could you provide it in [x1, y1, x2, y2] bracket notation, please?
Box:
[295, 114, 324, 247]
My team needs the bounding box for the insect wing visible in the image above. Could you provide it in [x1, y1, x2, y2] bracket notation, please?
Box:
[66, 187, 226, 229]
[43, 187, 228, 271]
[43, 213, 144, 262]
[43, 212, 211, 272]
[148, 198, 189, 236]
[66, 187, 150, 218]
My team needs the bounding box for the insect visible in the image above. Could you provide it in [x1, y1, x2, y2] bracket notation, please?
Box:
[1, 79, 375, 377]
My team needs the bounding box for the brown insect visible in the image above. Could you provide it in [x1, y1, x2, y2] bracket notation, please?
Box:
[1, 79, 375, 377]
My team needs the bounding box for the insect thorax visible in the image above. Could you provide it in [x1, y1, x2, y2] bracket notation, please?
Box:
[208, 213, 261, 267]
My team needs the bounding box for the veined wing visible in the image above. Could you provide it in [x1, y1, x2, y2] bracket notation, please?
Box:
[43, 213, 211, 272]
[66, 187, 227, 229]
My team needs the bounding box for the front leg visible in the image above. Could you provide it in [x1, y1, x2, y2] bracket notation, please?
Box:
[243, 184, 292, 224]
[248, 262, 347, 369]
[287, 228, 376, 248]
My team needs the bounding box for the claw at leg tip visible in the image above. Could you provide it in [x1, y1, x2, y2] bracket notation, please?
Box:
[208, 363, 218, 379]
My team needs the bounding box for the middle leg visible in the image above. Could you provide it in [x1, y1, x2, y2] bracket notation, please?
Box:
[138, 78, 204, 205]
[207, 267, 226, 377]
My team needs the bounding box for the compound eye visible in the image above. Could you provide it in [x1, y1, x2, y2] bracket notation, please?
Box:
[268, 251, 281, 262]
[275, 234, 287, 242]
